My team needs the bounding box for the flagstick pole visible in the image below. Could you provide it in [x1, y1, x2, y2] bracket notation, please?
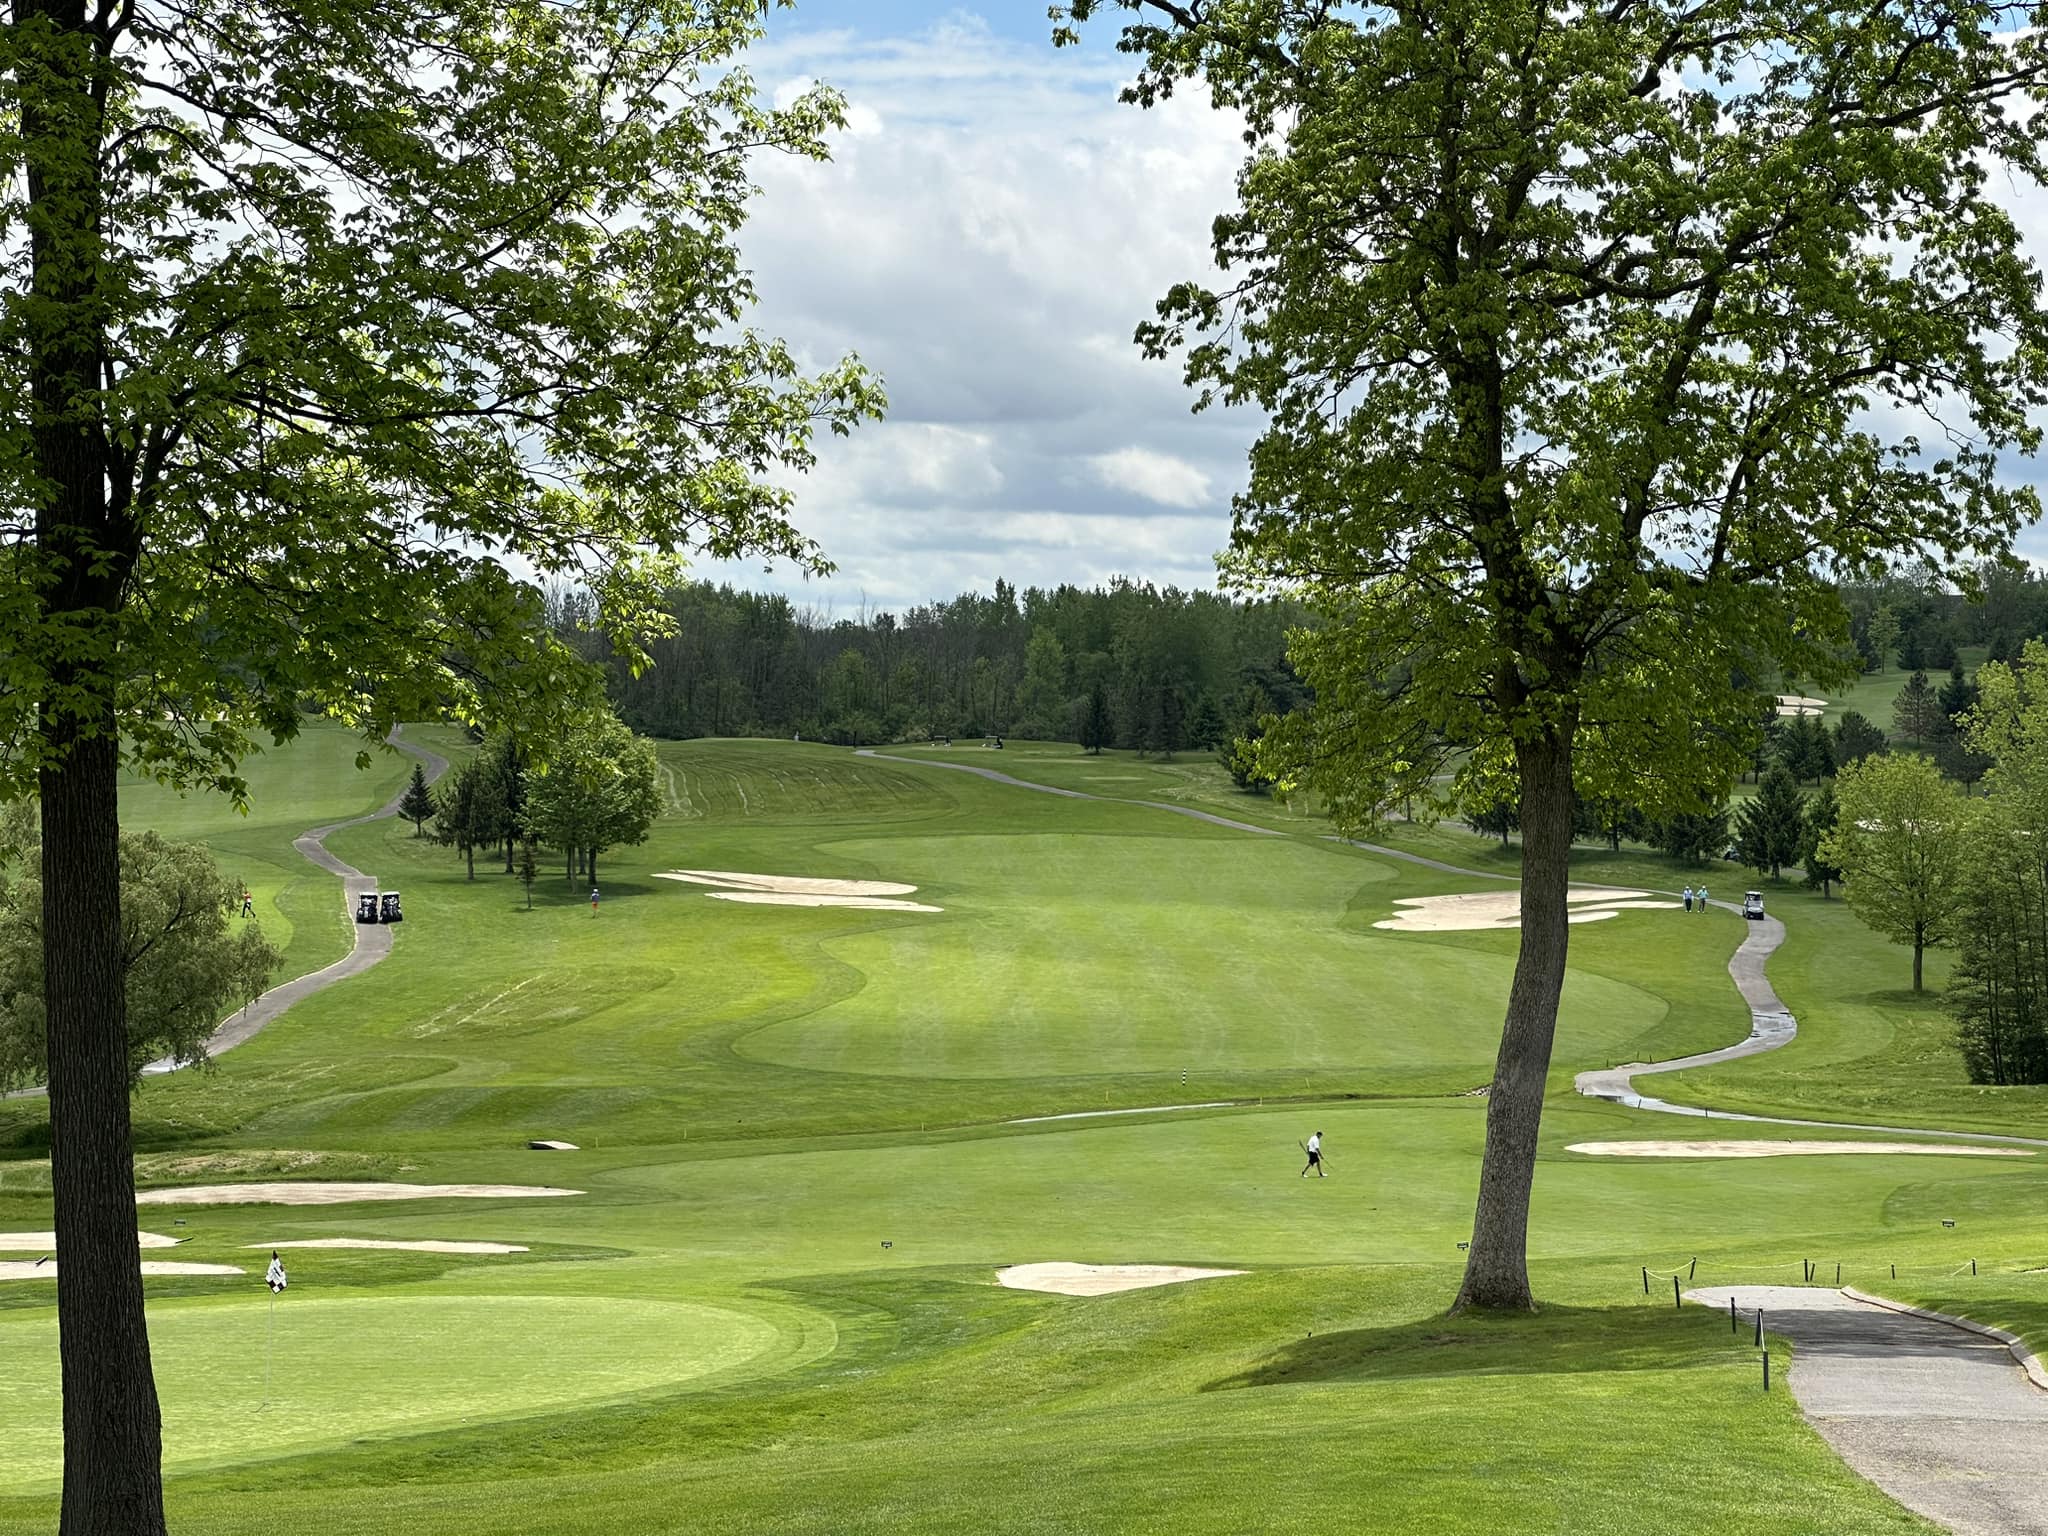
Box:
[264, 1288, 274, 1409]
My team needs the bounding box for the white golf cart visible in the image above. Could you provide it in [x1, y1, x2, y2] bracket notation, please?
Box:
[1742, 890, 1765, 921]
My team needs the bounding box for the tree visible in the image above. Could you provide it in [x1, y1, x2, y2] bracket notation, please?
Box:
[433, 757, 509, 881]
[1649, 807, 1732, 867]
[1893, 671, 1945, 745]
[1824, 754, 1972, 992]
[518, 841, 539, 913]
[1800, 784, 1842, 898]
[1078, 684, 1113, 755]
[1146, 683, 1185, 760]
[1186, 694, 1226, 753]
[523, 714, 665, 888]
[1833, 711, 1889, 770]
[1777, 713, 1832, 785]
[398, 765, 437, 838]
[1062, 0, 2048, 1313]
[1735, 767, 1805, 880]
[1939, 662, 1980, 728]
[1014, 627, 1072, 740]
[0, 4, 880, 1522]
[1946, 800, 2048, 1084]
[0, 827, 279, 1090]
[1867, 604, 1900, 673]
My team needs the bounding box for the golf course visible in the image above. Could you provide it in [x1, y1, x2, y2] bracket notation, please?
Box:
[1, 721, 2043, 1534]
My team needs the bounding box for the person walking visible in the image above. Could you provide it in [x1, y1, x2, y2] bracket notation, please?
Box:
[590, 885, 600, 917]
[239, 888, 254, 918]
[1697, 884, 1709, 912]
[1300, 1130, 1326, 1178]
[1682, 885, 1694, 912]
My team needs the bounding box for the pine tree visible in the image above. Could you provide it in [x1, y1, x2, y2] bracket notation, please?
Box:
[1737, 766, 1806, 879]
[1801, 783, 1842, 897]
[1833, 710, 1888, 768]
[398, 763, 436, 836]
[1893, 670, 1943, 744]
[1079, 684, 1112, 755]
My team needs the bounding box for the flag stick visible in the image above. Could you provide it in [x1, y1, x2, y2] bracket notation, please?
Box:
[264, 1288, 274, 1409]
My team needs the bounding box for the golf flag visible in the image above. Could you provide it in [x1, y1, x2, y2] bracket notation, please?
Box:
[265, 1253, 287, 1293]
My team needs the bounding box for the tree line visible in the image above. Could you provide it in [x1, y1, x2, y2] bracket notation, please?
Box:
[547, 577, 1315, 755]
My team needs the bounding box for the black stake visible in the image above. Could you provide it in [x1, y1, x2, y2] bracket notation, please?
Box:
[1754, 1308, 1763, 1348]
[1674, 1274, 1682, 1310]
[1730, 1296, 1737, 1333]
[1891, 1263, 1896, 1280]
[1835, 1262, 1841, 1286]
[1973, 1258, 1978, 1276]
[1642, 1266, 1650, 1296]
[1690, 1257, 1697, 1280]
[1762, 1350, 1770, 1392]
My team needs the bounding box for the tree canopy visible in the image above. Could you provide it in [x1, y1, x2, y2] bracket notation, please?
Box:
[0, 823, 278, 1090]
[1060, 0, 2048, 1311]
[2, 1, 879, 1524]
[1824, 754, 1972, 992]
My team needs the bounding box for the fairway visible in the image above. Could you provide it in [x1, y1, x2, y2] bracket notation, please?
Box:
[5, 734, 2047, 1534]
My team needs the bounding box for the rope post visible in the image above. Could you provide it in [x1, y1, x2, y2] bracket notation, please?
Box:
[1835, 1262, 1841, 1286]
[1674, 1274, 1682, 1310]
[1762, 1349, 1770, 1392]
[1689, 1257, 1697, 1280]
[1643, 1266, 1650, 1296]
[1730, 1296, 1737, 1333]
[1754, 1308, 1763, 1348]
[1891, 1263, 1896, 1280]
[1973, 1258, 1978, 1276]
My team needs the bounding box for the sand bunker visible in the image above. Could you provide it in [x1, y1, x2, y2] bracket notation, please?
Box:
[0, 1231, 179, 1251]
[0, 1261, 243, 1282]
[249, 1238, 529, 1254]
[707, 892, 943, 912]
[997, 1262, 1247, 1296]
[658, 869, 943, 913]
[1567, 1140, 2033, 1159]
[657, 870, 917, 897]
[1776, 694, 1830, 717]
[1376, 888, 1677, 932]
[135, 1182, 582, 1206]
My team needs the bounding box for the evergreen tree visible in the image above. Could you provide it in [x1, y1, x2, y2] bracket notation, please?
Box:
[1800, 783, 1842, 897]
[1893, 670, 1943, 744]
[1833, 710, 1888, 768]
[1079, 684, 1113, 755]
[1186, 695, 1226, 752]
[398, 763, 437, 837]
[1776, 713, 1832, 784]
[1736, 766, 1806, 879]
[1650, 807, 1731, 866]
[1938, 662, 1979, 725]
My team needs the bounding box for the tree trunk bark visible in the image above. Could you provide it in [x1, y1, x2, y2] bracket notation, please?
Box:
[41, 731, 169, 1536]
[1453, 727, 1575, 1313]
[1913, 930, 1924, 993]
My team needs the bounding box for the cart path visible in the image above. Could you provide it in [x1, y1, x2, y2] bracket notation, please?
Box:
[1687, 1285, 2048, 1535]
[140, 727, 450, 1074]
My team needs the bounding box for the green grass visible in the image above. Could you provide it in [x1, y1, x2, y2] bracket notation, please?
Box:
[5, 732, 2044, 1533]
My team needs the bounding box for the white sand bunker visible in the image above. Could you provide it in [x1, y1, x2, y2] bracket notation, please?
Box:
[997, 1262, 1247, 1296]
[135, 1182, 582, 1207]
[1376, 888, 1676, 932]
[0, 1261, 243, 1282]
[657, 869, 942, 912]
[1776, 694, 1830, 717]
[249, 1238, 528, 1254]
[708, 892, 943, 912]
[0, 1231, 179, 1251]
[658, 870, 917, 897]
[1568, 1140, 2034, 1159]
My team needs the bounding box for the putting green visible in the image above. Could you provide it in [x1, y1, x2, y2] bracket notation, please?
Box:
[0, 1292, 787, 1490]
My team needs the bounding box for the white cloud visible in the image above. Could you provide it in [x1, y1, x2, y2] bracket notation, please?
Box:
[1085, 447, 1214, 509]
[695, 16, 1257, 610]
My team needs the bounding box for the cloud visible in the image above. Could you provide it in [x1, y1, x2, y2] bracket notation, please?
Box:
[1086, 447, 1214, 509]
[693, 14, 1255, 610]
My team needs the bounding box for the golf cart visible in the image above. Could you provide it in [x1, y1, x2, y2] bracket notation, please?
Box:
[353, 890, 404, 924]
[1742, 891, 1765, 921]
[354, 892, 379, 924]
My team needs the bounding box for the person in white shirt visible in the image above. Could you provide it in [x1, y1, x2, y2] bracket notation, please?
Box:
[1301, 1130, 1326, 1178]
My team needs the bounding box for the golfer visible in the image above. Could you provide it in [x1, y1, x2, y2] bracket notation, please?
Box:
[590, 885, 600, 917]
[1301, 1130, 1326, 1178]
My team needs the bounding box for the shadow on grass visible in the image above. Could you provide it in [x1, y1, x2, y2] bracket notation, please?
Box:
[1207, 1304, 1715, 1392]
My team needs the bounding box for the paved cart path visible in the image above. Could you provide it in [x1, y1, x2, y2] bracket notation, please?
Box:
[1689, 1286, 2048, 1535]
[140, 727, 449, 1074]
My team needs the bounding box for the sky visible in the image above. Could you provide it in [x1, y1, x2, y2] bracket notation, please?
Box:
[704, 2, 2048, 617]
[698, 2, 1256, 614]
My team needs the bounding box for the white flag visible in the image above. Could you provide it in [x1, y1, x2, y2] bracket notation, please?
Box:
[265, 1253, 287, 1293]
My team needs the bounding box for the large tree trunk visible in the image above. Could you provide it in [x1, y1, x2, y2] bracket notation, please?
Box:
[41, 731, 169, 1536]
[1454, 728, 1575, 1313]
[22, 0, 170, 1522]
